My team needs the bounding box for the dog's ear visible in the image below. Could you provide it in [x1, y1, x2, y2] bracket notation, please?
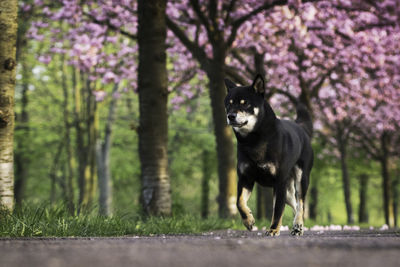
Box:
[224, 78, 237, 92]
[252, 74, 265, 94]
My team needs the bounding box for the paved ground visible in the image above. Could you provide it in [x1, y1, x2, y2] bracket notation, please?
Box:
[1, 229, 399, 267]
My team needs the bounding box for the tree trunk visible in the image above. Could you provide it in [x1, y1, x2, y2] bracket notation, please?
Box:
[393, 172, 398, 227]
[358, 174, 369, 223]
[14, 15, 32, 207]
[73, 70, 97, 213]
[14, 61, 29, 207]
[207, 54, 237, 218]
[308, 186, 318, 220]
[256, 185, 273, 220]
[73, 68, 85, 211]
[137, 0, 171, 216]
[254, 51, 273, 220]
[201, 150, 211, 219]
[61, 58, 75, 213]
[49, 139, 64, 204]
[256, 185, 265, 219]
[96, 84, 118, 216]
[337, 131, 354, 224]
[85, 78, 98, 210]
[380, 132, 394, 227]
[0, 0, 18, 211]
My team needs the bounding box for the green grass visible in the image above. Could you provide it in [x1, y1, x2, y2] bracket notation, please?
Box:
[0, 204, 244, 237]
[2, 204, 390, 238]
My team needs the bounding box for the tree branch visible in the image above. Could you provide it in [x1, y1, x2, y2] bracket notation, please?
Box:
[310, 68, 332, 98]
[226, 0, 321, 48]
[170, 69, 197, 93]
[227, 0, 286, 47]
[276, 89, 298, 106]
[355, 127, 381, 160]
[189, 0, 211, 34]
[83, 12, 137, 40]
[209, 0, 218, 31]
[230, 49, 255, 77]
[355, 22, 397, 31]
[332, 3, 397, 31]
[224, 0, 237, 24]
[166, 16, 210, 69]
[224, 66, 248, 85]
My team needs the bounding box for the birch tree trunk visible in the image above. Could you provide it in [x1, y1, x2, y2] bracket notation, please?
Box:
[84, 79, 98, 210]
[137, 0, 171, 215]
[96, 84, 118, 216]
[0, 0, 18, 211]
[61, 58, 75, 213]
[73, 70, 98, 213]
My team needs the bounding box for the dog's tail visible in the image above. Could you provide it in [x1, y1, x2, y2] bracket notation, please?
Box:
[295, 103, 313, 137]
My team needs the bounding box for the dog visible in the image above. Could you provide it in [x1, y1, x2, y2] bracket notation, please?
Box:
[224, 74, 313, 236]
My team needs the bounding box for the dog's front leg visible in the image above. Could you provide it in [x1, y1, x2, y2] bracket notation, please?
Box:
[237, 179, 255, 231]
[267, 180, 287, 236]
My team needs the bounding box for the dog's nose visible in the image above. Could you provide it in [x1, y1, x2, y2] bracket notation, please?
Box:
[228, 113, 237, 121]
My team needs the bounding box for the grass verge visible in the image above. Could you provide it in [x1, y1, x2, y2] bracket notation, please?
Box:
[0, 204, 243, 237]
[2, 204, 386, 237]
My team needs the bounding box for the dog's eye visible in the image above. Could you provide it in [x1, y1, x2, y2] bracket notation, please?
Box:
[240, 100, 246, 105]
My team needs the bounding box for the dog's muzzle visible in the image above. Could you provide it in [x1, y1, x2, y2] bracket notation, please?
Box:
[227, 113, 247, 127]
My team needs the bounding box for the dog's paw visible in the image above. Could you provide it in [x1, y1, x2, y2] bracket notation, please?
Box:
[291, 224, 304, 236]
[266, 228, 280, 237]
[242, 215, 256, 231]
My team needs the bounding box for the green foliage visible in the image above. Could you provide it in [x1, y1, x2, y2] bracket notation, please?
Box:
[168, 90, 219, 216]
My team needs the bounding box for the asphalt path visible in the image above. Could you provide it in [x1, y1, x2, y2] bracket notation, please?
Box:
[1, 229, 399, 267]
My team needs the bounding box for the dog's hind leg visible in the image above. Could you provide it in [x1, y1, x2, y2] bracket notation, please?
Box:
[290, 166, 304, 236]
[286, 172, 304, 236]
[286, 178, 297, 210]
[237, 179, 255, 231]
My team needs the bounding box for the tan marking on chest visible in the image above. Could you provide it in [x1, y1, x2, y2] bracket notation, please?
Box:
[259, 162, 277, 176]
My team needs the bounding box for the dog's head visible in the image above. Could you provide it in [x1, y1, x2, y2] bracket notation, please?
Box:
[224, 75, 266, 136]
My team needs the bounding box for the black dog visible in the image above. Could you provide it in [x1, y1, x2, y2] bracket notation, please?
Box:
[224, 74, 313, 236]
